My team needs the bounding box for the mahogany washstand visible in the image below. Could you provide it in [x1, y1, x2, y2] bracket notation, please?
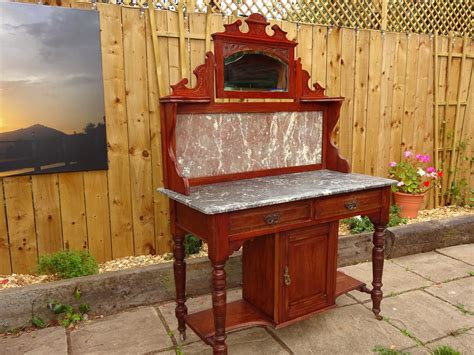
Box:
[159, 14, 396, 355]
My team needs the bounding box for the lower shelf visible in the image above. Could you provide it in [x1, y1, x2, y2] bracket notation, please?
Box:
[184, 299, 274, 344]
[185, 271, 366, 343]
[335, 270, 366, 297]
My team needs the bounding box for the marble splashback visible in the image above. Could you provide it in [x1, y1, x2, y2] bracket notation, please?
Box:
[176, 111, 323, 178]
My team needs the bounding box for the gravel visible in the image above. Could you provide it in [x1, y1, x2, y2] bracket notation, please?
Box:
[0, 206, 471, 290]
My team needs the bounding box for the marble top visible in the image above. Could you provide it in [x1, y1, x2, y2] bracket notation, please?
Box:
[159, 170, 397, 215]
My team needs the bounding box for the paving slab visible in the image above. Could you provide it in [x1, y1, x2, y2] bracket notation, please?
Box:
[335, 294, 357, 306]
[180, 327, 289, 354]
[272, 304, 415, 354]
[437, 244, 474, 266]
[380, 290, 474, 344]
[158, 288, 242, 345]
[0, 327, 67, 355]
[69, 306, 172, 354]
[426, 332, 474, 354]
[391, 251, 473, 283]
[424, 277, 474, 313]
[341, 260, 432, 302]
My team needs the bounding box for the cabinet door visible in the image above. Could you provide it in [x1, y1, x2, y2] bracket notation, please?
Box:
[280, 223, 338, 321]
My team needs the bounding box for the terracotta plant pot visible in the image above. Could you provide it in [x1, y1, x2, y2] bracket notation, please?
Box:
[393, 191, 425, 218]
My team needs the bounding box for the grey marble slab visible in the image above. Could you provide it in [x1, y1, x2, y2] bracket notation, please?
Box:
[158, 169, 397, 215]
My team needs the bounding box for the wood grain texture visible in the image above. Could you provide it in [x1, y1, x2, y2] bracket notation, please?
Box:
[338, 28, 356, 164]
[122, 7, 156, 255]
[147, 9, 172, 254]
[389, 33, 408, 164]
[351, 30, 370, 173]
[400, 34, 420, 154]
[0, 181, 12, 274]
[59, 173, 87, 251]
[4, 177, 37, 273]
[365, 31, 383, 175]
[31, 174, 62, 255]
[376, 32, 397, 177]
[98, 3, 134, 258]
[84, 171, 112, 263]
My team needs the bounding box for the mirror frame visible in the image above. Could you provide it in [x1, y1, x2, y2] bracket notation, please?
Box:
[213, 14, 297, 99]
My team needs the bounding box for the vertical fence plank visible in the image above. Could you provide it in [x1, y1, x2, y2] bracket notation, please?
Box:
[167, 11, 181, 89]
[59, 173, 87, 251]
[84, 171, 112, 263]
[97, 3, 134, 258]
[423, 36, 435, 208]
[4, 177, 37, 273]
[389, 33, 407, 164]
[147, 9, 172, 254]
[298, 23, 314, 76]
[376, 32, 397, 177]
[0, 182, 12, 274]
[311, 25, 328, 87]
[365, 30, 383, 176]
[122, 7, 156, 255]
[31, 174, 62, 255]
[400, 34, 420, 154]
[351, 29, 370, 173]
[338, 28, 356, 164]
[326, 27, 342, 145]
[188, 13, 207, 86]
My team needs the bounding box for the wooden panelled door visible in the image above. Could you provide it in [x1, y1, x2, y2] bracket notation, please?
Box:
[280, 223, 338, 321]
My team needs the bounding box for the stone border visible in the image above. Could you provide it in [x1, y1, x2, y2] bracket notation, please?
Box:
[0, 215, 472, 332]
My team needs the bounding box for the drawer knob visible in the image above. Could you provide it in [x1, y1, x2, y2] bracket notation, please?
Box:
[264, 213, 280, 225]
[283, 266, 291, 286]
[345, 200, 358, 210]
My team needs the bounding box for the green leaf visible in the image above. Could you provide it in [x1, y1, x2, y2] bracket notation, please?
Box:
[73, 288, 81, 300]
[32, 316, 47, 329]
[79, 303, 91, 314]
[52, 303, 66, 314]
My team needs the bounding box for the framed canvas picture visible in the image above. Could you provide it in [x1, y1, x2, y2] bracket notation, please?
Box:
[0, 2, 107, 177]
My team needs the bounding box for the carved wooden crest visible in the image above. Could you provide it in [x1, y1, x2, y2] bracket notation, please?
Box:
[162, 13, 330, 102]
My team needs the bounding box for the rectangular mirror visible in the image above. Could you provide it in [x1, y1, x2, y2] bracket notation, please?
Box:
[224, 51, 288, 92]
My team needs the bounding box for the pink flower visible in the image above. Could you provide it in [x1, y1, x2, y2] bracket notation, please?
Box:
[389, 161, 397, 167]
[416, 154, 423, 160]
[427, 166, 435, 173]
[404, 151, 412, 158]
[0, 279, 8, 285]
[397, 181, 405, 187]
[421, 155, 430, 163]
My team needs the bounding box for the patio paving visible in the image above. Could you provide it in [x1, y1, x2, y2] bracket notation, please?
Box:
[1, 244, 473, 354]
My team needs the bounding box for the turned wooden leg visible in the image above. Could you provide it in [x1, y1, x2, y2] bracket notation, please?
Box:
[173, 232, 187, 340]
[371, 224, 386, 320]
[212, 262, 227, 355]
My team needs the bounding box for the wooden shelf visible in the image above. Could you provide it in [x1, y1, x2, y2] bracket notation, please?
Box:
[335, 270, 366, 297]
[184, 299, 274, 344]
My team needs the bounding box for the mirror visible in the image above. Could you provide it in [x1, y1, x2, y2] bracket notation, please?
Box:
[224, 51, 288, 92]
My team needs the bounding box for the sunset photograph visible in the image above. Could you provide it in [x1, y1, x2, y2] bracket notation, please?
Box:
[0, 2, 107, 177]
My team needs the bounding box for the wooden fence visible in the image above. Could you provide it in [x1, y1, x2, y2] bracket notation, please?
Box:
[0, 1, 472, 274]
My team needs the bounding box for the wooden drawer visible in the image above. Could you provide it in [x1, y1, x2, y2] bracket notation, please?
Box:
[313, 189, 382, 221]
[228, 201, 312, 236]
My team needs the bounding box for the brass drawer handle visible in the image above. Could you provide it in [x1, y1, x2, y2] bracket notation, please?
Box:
[264, 213, 280, 225]
[344, 200, 358, 211]
[284, 266, 291, 286]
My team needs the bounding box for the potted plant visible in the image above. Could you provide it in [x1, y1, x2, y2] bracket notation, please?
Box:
[388, 151, 442, 218]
